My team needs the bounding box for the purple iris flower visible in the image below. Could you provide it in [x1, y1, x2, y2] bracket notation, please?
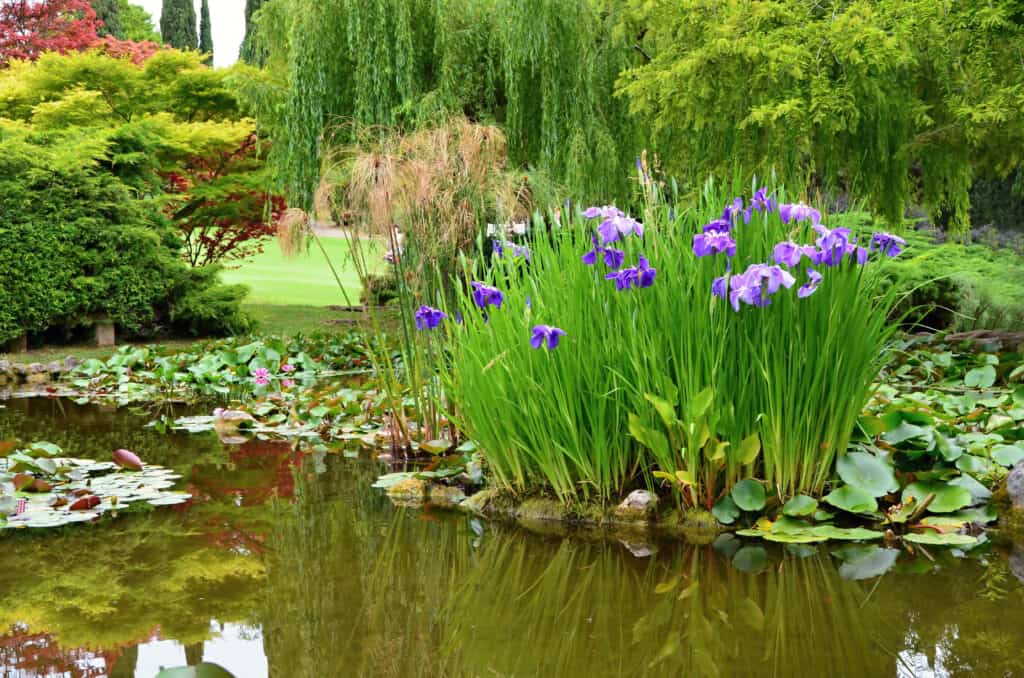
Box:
[598, 214, 644, 244]
[728, 264, 796, 311]
[605, 255, 656, 291]
[722, 197, 744, 224]
[582, 205, 624, 220]
[871, 231, 907, 257]
[492, 239, 504, 257]
[779, 202, 822, 225]
[712, 274, 729, 300]
[812, 224, 853, 267]
[798, 268, 823, 298]
[531, 325, 566, 350]
[582, 235, 625, 269]
[702, 218, 733, 233]
[471, 282, 504, 310]
[693, 229, 737, 257]
[772, 241, 809, 267]
[743, 188, 775, 223]
[415, 305, 447, 330]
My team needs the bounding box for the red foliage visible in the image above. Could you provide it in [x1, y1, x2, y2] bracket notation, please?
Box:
[0, 0, 100, 64]
[92, 34, 163, 64]
[166, 134, 285, 268]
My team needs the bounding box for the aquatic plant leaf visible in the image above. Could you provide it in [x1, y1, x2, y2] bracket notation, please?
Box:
[882, 421, 933, 447]
[955, 454, 993, 475]
[764, 532, 826, 543]
[810, 525, 884, 541]
[902, 481, 973, 513]
[948, 473, 991, 502]
[711, 496, 740, 524]
[964, 365, 996, 388]
[70, 495, 100, 511]
[712, 533, 741, 557]
[731, 546, 768, 572]
[782, 494, 818, 517]
[834, 546, 899, 580]
[730, 479, 766, 511]
[28, 442, 61, 457]
[823, 485, 877, 514]
[785, 543, 820, 558]
[736, 433, 761, 465]
[419, 439, 452, 454]
[0, 496, 16, 515]
[992, 444, 1024, 467]
[904, 532, 978, 546]
[836, 452, 898, 496]
[934, 434, 964, 462]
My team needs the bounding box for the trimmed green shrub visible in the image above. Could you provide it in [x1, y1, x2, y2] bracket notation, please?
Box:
[0, 127, 248, 344]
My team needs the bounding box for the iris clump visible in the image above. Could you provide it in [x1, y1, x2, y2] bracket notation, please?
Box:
[445, 182, 901, 505]
[415, 305, 447, 331]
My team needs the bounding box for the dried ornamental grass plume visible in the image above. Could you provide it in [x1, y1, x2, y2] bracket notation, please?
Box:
[276, 208, 311, 257]
[530, 325, 566, 350]
[414, 305, 447, 331]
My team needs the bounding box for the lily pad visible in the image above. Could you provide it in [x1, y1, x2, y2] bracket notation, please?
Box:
[836, 452, 898, 497]
[991, 444, 1024, 467]
[823, 485, 878, 514]
[904, 532, 978, 546]
[964, 365, 997, 389]
[782, 494, 818, 517]
[711, 495, 740, 525]
[730, 479, 766, 511]
[902, 481, 973, 513]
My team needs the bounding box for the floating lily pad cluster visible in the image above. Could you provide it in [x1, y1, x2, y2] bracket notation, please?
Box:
[1, 443, 191, 531]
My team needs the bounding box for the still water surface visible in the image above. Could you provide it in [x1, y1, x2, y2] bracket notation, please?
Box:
[1, 398, 1023, 678]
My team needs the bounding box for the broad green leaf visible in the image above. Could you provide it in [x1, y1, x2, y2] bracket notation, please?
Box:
[731, 479, 766, 511]
[419, 439, 452, 454]
[991, 444, 1024, 467]
[644, 393, 679, 431]
[902, 481, 973, 513]
[782, 494, 818, 517]
[883, 421, 932, 446]
[28, 442, 61, 457]
[771, 515, 813, 535]
[736, 433, 761, 465]
[836, 452, 898, 497]
[823, 485, 877, 514]
[904, 532, 978, 546]
[763, 532, 826, 543]
[986, 414, 1014, 432]
[934, 435, 964, 462]
[956, 453, 994, 475]
[688, 387, 714, 420]
[810, 525, 884, 541]
[711, 495, 740, 525]
[949, 474, 991, 502]
[964, 365, 996, 388]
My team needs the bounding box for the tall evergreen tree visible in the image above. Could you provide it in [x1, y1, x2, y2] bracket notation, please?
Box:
[91, 0, 123, 38]
[238, 0, 264, 64]
[159, 0, 196, 50]
[198, 0, 212, 62]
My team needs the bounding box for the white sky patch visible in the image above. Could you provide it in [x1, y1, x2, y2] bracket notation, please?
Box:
[137, 0, 246, 68]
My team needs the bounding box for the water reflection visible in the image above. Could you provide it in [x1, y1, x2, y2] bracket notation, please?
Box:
[1, 400, 1023, 677]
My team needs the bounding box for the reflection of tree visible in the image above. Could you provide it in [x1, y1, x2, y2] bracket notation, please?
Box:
[0, 512, 264, 654]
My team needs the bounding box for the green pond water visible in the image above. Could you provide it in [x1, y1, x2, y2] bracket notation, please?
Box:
[1, 398, 1023, 677]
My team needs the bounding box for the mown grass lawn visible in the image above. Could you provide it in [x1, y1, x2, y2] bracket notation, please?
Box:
[221, 238, 375, 307]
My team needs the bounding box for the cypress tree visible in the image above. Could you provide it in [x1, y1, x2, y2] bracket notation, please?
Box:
[92, 0, 124, 38]
[160, 0, 197, 50]
[239, 0, 265, 64]
[199, 0, 213, 62]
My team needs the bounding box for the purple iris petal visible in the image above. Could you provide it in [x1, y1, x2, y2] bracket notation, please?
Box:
[722, 197, 744, 224]
[414, 305, 447, 331]
[727, 263, 796, 311]
[637, 255, 657, 288]
[712, 274, 729, 299]
[582, 235, 625, 270]
[582, 205, 624, 220]
[531, 324, 566, 350]
[798, 268, 823, 298]
[871, 231, 907, 257]
[693, 230, 737, 257]
[812, 224, 853, 267]
[773, 241, 806, 267]
[606, 255, 656, 291]
[779, 202, 822, 225]
[598, 215, 644, 244]
[492, 240, 504, 257]
[471, 282, 504, 310]
[702, 218, 733, 233]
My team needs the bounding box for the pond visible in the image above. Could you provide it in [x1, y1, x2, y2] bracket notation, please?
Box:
[1, 398, 1023, 677]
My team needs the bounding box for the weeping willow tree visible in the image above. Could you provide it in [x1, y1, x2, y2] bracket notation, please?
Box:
[241, 0, 644, 208]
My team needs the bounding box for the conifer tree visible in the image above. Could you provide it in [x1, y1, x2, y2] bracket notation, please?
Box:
[91, 0, 122, 38]
[159, 0, 196, 50]
[198, 0, 212, 62]
[238, 0, 264, 64]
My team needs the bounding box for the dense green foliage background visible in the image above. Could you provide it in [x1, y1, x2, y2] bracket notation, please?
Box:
[244, 0, 1024, 233]
[0, 50, 260, 343]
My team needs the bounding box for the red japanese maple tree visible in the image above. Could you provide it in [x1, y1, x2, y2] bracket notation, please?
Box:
[0, 0, 101, 64]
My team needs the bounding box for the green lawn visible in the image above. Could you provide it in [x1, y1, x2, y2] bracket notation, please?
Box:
[221, 238, 373, 307]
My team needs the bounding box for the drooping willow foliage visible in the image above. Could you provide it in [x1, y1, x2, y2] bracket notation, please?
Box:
[241, 0, 645, 208]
